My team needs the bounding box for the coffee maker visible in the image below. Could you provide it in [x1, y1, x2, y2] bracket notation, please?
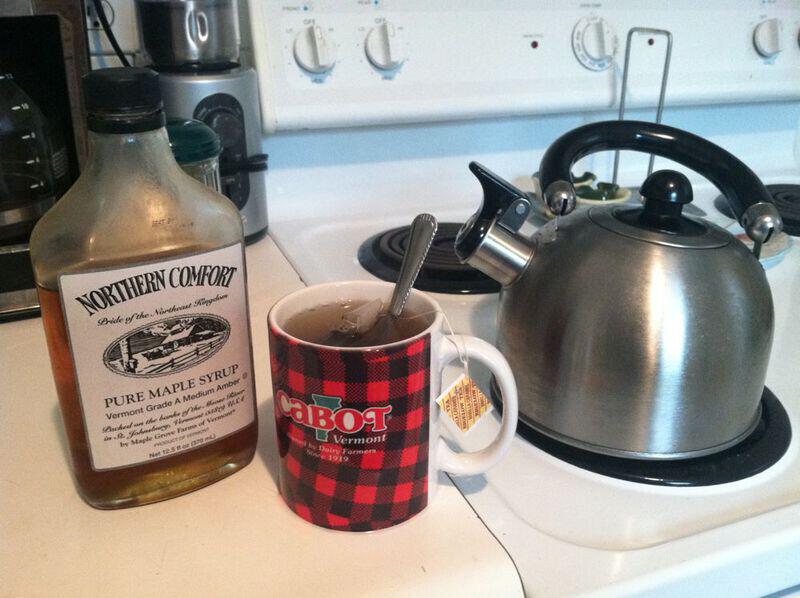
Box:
[135, 0, 268, 242]
[0, 1, 89, 320]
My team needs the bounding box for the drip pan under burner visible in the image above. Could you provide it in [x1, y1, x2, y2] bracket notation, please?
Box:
[491, 381, 791, 487]
[358, 222, 500, 295]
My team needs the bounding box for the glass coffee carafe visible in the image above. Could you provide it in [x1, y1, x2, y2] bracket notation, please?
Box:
[0, 72, 67, 245]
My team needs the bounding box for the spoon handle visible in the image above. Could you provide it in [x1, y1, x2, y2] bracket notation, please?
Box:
[389, 213, 438, 318]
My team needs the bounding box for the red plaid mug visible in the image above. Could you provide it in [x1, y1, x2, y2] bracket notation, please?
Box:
[268, 281, 518, 531]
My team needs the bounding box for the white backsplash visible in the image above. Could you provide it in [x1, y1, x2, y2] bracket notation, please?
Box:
[263, 101, 800, 223]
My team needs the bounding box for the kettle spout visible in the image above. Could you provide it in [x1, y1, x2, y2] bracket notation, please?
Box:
[455, 162, 536, 287]
[461, 219, 535, 287]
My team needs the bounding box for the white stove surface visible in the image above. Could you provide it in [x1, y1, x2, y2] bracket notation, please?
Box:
[268, 199, 497, 338]
[269, 171, 800, 595]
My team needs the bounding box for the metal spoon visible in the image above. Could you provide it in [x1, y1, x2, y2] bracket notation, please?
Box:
[326, 213, 438, 346]
[388, 212, 439, 318]
[355, 213, 438, 345]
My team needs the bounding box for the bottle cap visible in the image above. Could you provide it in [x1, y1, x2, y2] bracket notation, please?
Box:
[166, 119, 222, 164]
[83, 67, 166, 133]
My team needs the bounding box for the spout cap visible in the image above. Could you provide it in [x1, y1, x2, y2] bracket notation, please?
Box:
[455, 162, 529, 262]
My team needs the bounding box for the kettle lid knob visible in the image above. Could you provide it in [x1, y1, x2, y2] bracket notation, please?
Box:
[638, 169, 694, 232]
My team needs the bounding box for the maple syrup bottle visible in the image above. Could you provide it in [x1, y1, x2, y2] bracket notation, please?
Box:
[29, 68, 257, 509]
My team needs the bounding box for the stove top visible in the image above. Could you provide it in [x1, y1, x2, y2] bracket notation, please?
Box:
[357, 222, 500, 294]
[268, 164, 800, 592]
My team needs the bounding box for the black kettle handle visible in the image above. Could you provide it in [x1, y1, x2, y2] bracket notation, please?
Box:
[538, 120, 782, 242]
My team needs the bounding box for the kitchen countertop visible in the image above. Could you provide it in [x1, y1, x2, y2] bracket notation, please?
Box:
[0, 236, 523, 598]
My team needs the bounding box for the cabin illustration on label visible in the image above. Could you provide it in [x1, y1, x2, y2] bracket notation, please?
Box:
[103, 314, 230, 378]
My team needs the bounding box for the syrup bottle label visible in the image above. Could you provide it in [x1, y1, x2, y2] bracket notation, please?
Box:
[58, 243, 255, 471]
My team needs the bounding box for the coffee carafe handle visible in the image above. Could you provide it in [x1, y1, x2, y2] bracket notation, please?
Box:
[538, 120, 783, 244]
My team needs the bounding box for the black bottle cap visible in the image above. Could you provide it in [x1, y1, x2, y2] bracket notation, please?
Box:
[83, 67, 166, 134]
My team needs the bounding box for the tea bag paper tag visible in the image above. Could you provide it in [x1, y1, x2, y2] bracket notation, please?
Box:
[436, 374, 493, 434]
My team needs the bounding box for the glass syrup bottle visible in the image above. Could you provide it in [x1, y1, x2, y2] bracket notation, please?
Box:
[29, 68, 257, 509]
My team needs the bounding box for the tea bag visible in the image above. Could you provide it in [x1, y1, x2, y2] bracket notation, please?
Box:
[435, 311, 493, 435]
[437, 374, 493, 434]
[336, 298, 384, 335]
[324, 213, 438, 347]
[320, 298, 386, 346]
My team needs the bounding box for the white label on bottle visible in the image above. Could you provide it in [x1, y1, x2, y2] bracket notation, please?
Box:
[58, 243, 255, 471]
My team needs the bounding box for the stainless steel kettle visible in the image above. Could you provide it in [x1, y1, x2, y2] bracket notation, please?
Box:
[455, 121, 783, 460]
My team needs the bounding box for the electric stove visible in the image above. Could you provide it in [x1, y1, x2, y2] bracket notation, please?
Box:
[265, 162, 800, 595]
[251, 1, 800, 594]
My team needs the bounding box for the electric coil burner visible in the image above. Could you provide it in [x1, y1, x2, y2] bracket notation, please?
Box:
[491, 380, 791, 487]
[715, 184, 800, 236]
[358, 222, 500, 294]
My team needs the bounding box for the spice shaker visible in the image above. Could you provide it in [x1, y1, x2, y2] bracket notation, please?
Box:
[166, 118, 222, 192]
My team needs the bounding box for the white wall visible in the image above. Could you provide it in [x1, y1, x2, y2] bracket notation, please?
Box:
[262, 101, 800, 221]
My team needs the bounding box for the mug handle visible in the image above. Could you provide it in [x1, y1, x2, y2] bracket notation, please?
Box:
[436, 335, 518, 476]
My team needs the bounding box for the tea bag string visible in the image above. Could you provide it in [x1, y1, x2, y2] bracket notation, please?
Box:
[395, 308, 470, 378]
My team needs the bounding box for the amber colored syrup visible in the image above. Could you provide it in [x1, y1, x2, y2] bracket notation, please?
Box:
[38, 286, 257, 509]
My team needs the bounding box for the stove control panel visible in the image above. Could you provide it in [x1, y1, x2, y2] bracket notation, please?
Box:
[247, 0, 800, 132]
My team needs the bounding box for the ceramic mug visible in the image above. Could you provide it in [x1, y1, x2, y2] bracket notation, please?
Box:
[268, 281, 518, 531]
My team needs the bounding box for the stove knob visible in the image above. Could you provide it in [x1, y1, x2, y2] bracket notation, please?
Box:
[572, 16, 617, 71]
[753, 18, 782, 58]
[294, 23, 337, 74]
[365, 21, 406, 71]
